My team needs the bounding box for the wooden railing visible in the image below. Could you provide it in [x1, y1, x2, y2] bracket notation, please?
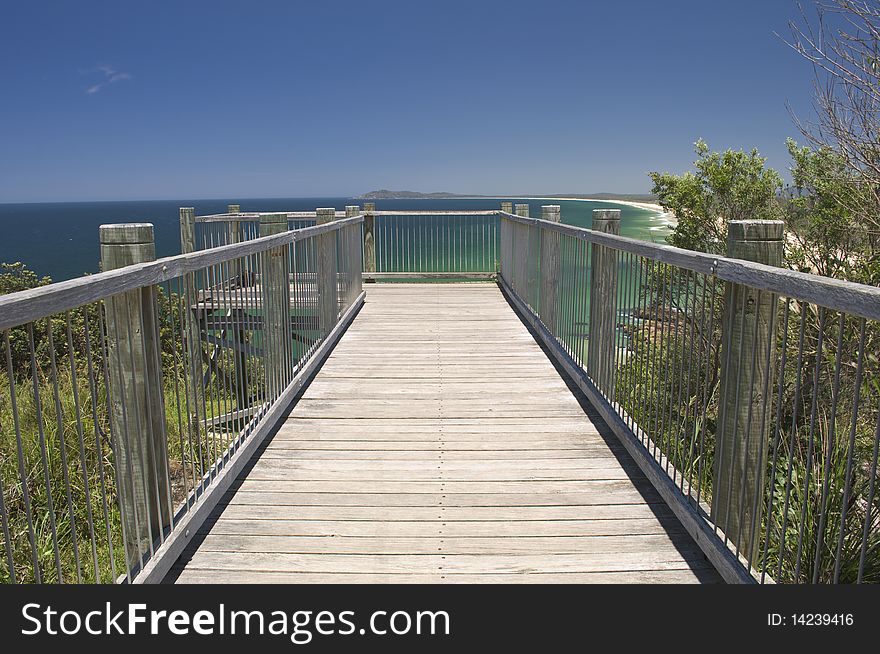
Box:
[499, 206, 880, 584]
[3, 199, 880, 584]
[0, 212, 363, 583]
[190, 205, 501, 280]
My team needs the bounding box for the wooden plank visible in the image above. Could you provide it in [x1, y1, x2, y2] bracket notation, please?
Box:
[211, 503, 674, 522]
[279, 419, 602, 432]
[261, 440, 623, 450]
[198, 516, 684, 537]
[191, 534, 696, 556]
[172, 283, 719, 584]
[175, 551, 712, 574]
[274, 434, 605, 445]
[134, 290, 365, 583]
[171, 568, 718, 584]
[221, 488, 662, 507]
[499, 275, 749, 584]
[246, 458, 643, 472]
[233, 479, 650, 493]
[253, 449, 624, 460]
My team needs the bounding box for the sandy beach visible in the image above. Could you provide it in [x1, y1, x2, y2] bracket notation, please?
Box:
[502, 196, 677, 229]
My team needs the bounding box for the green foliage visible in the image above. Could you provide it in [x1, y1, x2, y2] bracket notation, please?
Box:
[0, 353, 238, 583]
[785, 139, 880, 284]
[765, 415, 880, 584]
[0, 263, 250, 583]
[649, 139, 784, 254]
[0, 262, 51, 295]
[0, 360, 123, 583]
[629, 139, 880, 583]
[616, 267, 724, 502]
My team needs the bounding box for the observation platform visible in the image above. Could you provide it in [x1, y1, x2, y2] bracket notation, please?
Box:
[171, 284, 719, 583]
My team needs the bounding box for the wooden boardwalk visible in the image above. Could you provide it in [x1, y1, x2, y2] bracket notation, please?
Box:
[170, 283, 720, 583]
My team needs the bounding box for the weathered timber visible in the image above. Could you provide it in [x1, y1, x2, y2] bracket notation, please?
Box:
[712, 220, 784, 560]
[172, 284, 720, 584]
[498, 212, 880, 322]
[540, 205, 561, 332]
[513, 204, 530, 305]
[0, 216, 364, 331]
[363, 202, 376, 274]
[316, 208, 338, 334]
[4, 212, 880, 330]
[499, 274, 753, 584]
[134, 290, 365, 584]
[226, 203, 247, 405]
[260, 213, 291, 399]
[587, 209, 620, 392]
[100, 223, 172, 571]
[178, 207, 207, 434]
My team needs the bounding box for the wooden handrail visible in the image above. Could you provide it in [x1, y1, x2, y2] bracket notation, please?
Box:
[0, 215, 364, 330]
[500, 211, 880, 322]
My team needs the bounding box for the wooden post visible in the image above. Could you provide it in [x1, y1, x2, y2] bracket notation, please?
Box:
[260, 213, 291, 398]
[526, 205, 541, 308]
[227, 203, 241, 250]
[512, 204, 530, 299]
[587, 209, 620, 392]
[344, 205, 359, 294]
[316, 208, 339, 336]
[226, 204, 247, 407]
[499, 202, 514, 278]
[540, 205, 561, 332]
[100, 223, 171, 569]
[179, 206, 196, 255]
[712, 219, 783, 560]
[363, 202, 376, 276]
[179, 207, 205, 429]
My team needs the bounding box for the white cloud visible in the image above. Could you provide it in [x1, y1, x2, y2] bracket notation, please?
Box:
[84, 65, 132, 94]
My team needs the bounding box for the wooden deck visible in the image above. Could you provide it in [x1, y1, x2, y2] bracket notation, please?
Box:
[170, 283, 720, 583]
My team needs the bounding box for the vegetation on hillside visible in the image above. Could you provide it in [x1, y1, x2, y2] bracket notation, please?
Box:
[0, 267, 246, 582]
[616, 0, 880, 581]
[3, 0, 880, 584]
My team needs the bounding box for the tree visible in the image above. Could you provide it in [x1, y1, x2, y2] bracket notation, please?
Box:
[649, 139, 783, 254]
[0, 262, 51, 295]
[785, 0, 880, 238]
[783, 137, 880, 281]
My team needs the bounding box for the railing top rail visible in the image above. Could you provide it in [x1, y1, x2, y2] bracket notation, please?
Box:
[195, 211, 332, 222]
[195, 209, 499, 221]
[0, 215, 364, 331]
[371, 210, 498, 216]
[500, 210, 880, 322]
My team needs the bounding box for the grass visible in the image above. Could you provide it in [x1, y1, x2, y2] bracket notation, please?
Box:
[0, 357, 239, 583]
[612, 281, 880, 583]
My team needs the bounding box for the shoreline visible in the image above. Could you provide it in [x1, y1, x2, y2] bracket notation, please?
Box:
[486, 195, 677, 229]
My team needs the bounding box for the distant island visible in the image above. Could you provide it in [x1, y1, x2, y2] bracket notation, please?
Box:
[357, 189, 658, 202]
[358, 190, 473, 200]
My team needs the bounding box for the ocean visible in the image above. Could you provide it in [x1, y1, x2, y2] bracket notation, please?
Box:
[0, 197, 671, 283]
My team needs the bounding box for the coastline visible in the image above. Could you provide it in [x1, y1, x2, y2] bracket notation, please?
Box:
[488, 195, 677, 230]
[355, 193, 675, 229]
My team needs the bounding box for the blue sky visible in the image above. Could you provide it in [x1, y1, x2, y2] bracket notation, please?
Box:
[0, 1, 817, 202]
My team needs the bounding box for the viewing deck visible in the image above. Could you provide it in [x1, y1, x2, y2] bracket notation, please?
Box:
[170, 284, 719, 583]
[4, 204, 878, 585]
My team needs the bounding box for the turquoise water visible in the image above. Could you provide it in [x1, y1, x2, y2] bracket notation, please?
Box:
[0, 197, 669, 283]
